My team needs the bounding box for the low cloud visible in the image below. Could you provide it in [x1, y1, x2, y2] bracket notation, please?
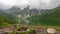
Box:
[0, 0, 60, 10]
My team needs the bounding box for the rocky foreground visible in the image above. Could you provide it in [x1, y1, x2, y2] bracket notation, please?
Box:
[0, 26, 60, 34]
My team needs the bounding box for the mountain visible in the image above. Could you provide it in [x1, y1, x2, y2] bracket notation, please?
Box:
[0, 9, 16, 21]
[29, 6, 60, 26]
[0, 9, 18, 27]
[6, 6, 21, 15]
[7, 6, 48, 16]
[30, 9, 39, 15]
[20, 6, 30, 15]
[6, 6, 30, 15]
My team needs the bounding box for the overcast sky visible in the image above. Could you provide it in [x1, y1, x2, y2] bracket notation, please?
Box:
[0, 0, 60, 10]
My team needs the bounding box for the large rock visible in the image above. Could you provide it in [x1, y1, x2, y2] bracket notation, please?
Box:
[47, 28, 57, 34]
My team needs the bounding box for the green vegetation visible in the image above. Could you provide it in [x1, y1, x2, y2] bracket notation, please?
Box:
[11, 31, 16, 34]
[11, 29, 35, 34]
[0, 6, 60, 29]
[29, 6, 60, 26]
[0, 16, 17, 28]
[22, 29, 35, 34]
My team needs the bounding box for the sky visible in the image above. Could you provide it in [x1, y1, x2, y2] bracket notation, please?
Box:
[0, 0, 60, 10]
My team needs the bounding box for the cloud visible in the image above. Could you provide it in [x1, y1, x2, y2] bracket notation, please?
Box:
[0, 0, 60, 10]
[40, 0, 60, 9]
[0, 0, 17, 10]
[16, 0, 29, 9]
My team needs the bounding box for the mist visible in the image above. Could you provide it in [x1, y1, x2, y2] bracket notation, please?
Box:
[0, 0, 60, 10]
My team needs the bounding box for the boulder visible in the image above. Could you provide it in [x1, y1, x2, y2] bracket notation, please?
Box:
[47, 28, 57, 34]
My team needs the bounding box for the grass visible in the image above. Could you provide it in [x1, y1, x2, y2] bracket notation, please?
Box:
[29, 25, 60, 31]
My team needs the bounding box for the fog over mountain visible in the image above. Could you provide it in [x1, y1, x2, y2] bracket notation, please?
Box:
[0, 0, 60, 10]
